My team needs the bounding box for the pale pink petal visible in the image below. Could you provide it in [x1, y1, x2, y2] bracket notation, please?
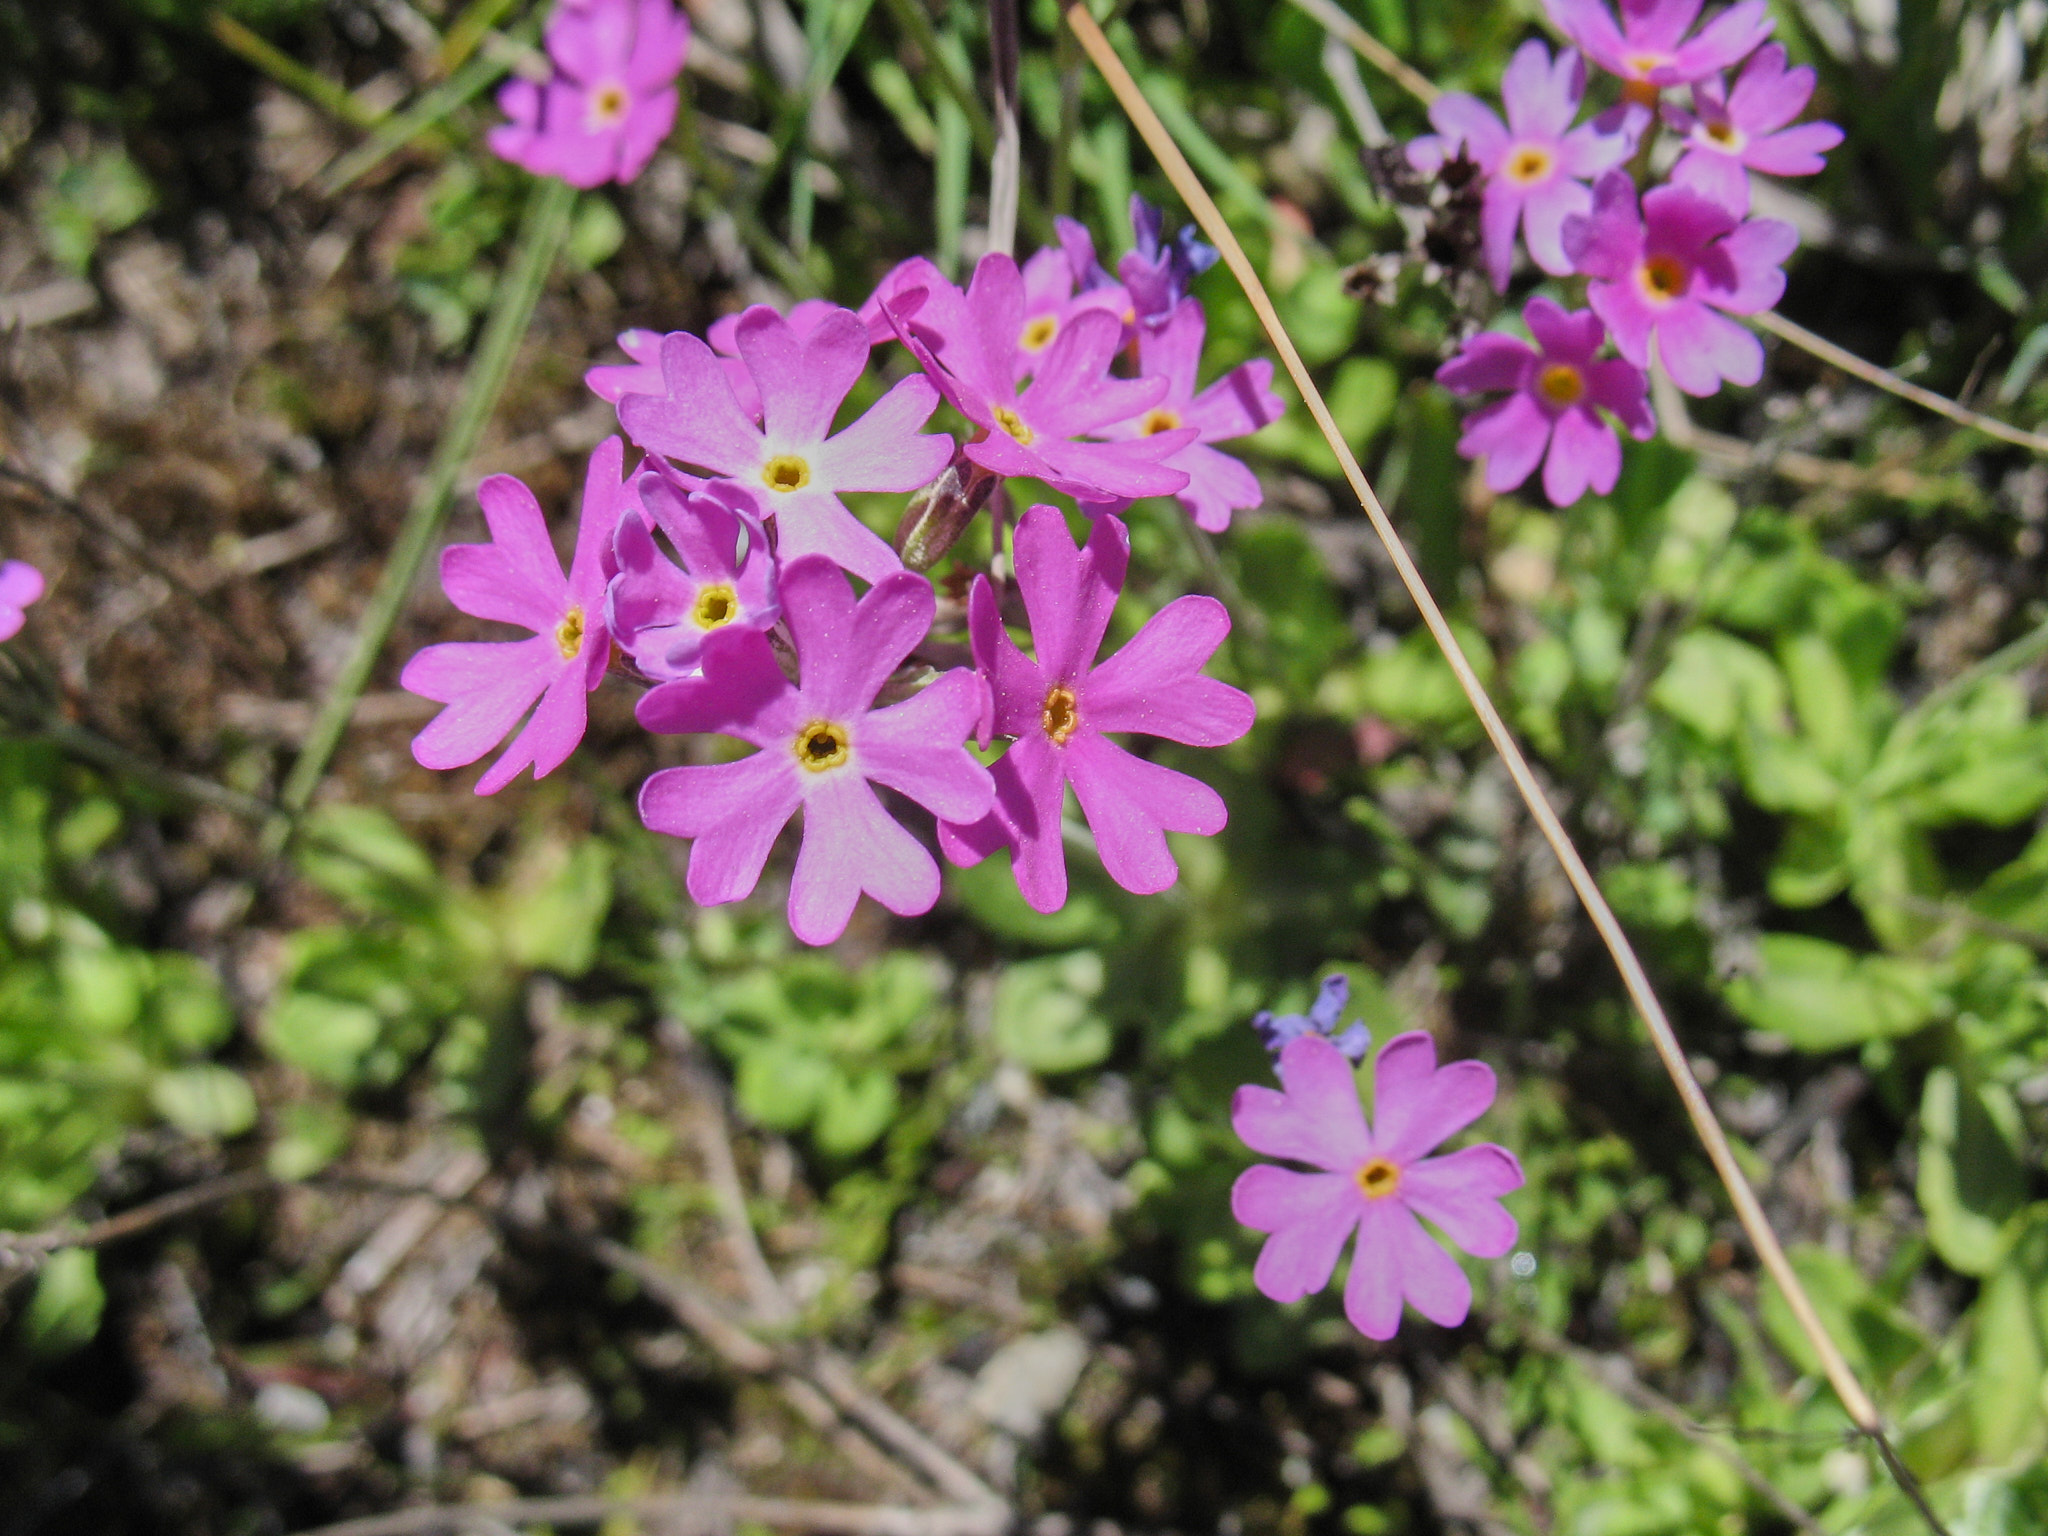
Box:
[618, 332, 764, 476]
[476, 646, 595, 793]
[859, 670, 995, 824]
[1169, 441, 1264, 532]
[1342, 1198, 1407, 1340]
[1387, 1201, 1474, 1327]
[1586, 358, 1657, 437]
[1586, 278, 1658, 367]
[403, 638, 555, 773]
[568, 436, 634, 597]
[1500, 39, 1578, 140]
[1541, 405, 1620, 505]
[789, 773, 940, 943]
[1741, 120, 1843, 176]
[615, 89, 676, 184]
[1479, 181, 1524, 291]
[640, 754, 801, 905]
[1014, 503, 1126, 683]
[1371, 1031, 1498, 1163]
[1523, 296, 1604, 362]
[0, 561, 44, 611]
[1022, 310, 1166, 436]
[1707, 216, 1797, 310]
[1561, 171, 1641, 281]
[1232, 1167, 1362, 1303]
[1670, 148, 1751, 214]
[1456, 393, 1552, 494]
[764, 489, 903, 584]
[1133, 298, 1207, 404]
[989, 735, 1071, 912]
[1424, 92, 1510, 170]
[1520, 177, 1593, 277]
[1231, 1034, 1373, 1169]
[1184, 358, 1285, 441]
[1401, 1145, 1524, 1257]
[547, 0, 632, 81]
[635, 626, 805, 746]
[625, 0, 690, 89]
[790, 560, 932, 719]
[969, 573, 1050, 741]
[1083, 596, 1253, 745]
[1653, 300, 1763, 395]
[1664, 0, 1772, 82]
[1024, 435, 1193, 502]
[1725, 44, 1801, 130]
[736, 305, 869, 446]
[1065, 735, 1224, 895]
[808, 373, 953, 493]
[1437, 333, 1536, 395]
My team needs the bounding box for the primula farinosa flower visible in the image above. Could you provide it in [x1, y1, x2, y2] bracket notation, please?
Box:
[1252, 975, 1371, 1062]
[887, 255, 1196, 504]
[1014, 244, 1129, 382]
[607, 472, 779, 680]
[1232, 1032, 1524, 1341]
[0, 559, 45, 641]
[1092, 298, 1284, 533]
[1666, 43, 1844, 214]
[618, 304, 953, 583]
[1118, 195, 1220, 329]
[938, 505, 1254, 911]
[1438, 297, 1654, 506]
[402, 437, 632, 794]
[1545, 0, 1772, 96]
[1406, 39, 1639, 291]
[588, 303, 852, 420]
[635, 556, 992, 945]
[1564, 171, 1797, 397]
[585, 327, 665, 404]
[489, 0, 690, 189]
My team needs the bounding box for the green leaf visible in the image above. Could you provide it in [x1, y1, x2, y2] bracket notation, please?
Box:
[564, 194, 625, 270]
[734, 1040, 833, 1132]
[24, 1248, 104, 1357]
[1651, 630, 1784, 743]
[264, 991, 384, 1087]
[267, 1100, 352, 1181]
[298, 805, 441, 919]
[993, 951, 1111, 1073]
[1648, 479, 1738, 596]
[500, 837, 613, 976]
[1738, 729, 1840, 814]
[814, 1070, 899, 1156]
[1918, 1066, 2025, 1275]
[1722, 934, 1942, 1051]
[150, 953, 233, 1053]
[948, 857, 1120, 948]
[1969, 1256, 2045, 1462]
[149, 1066, 257, 1139]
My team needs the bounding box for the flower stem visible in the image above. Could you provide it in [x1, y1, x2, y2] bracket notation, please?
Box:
[986, 0, 1022, 257]
[267, 173, 577, 852]
[1064, 9, 1950, 1534]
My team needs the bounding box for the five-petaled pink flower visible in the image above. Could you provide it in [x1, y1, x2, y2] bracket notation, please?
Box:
[489, 0, 690, 189]
[635, 556, 993, 946]
[0, 559, 45, 641]
[1666, 43, 1844, 214]
[608, 472, 779, 680]
[1564, 170, 1797, 397]
[939, 505, 1253, 912]
[618, 304, 953, 583]
[1407, 39, 1639, 290]
[1013, 244, 1129, 382]
[1545, 0, 1772, 97]
[1091, 298, 1284, 532]
[1438, 297, 1654, 506]
[1232, 1032, 1524, 1341]
[887, 254, 1196, 505]
[402, 437, 631, 794]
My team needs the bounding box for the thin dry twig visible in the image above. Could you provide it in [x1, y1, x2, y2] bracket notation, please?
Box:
[1062, 11, 1946, 1535]
[290, 1492, 1011, 1536]
[1282, 0, 1438, 105]
[0, 1168, 273, 1276]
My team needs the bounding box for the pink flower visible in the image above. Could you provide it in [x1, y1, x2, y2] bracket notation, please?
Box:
[886, 254, 1197, 504]
[1564, 170, 1797, 397]
[1437, 297, 1654, 506]
[1013, 244, 1129, 382]
[402, 437, 632, 794]
[1231, 1032, 1523, 1341]
[488, 0, 690, 189]
[607, 473, 779, 680]
[1406, 40, 1639, 290]
[1545, 0, 1772, 95]
[585, 327, 667, 404]
[588, 304, 852, 421]
[617, 304, 953, 583]
[0, 560, 45, 641]
[1091, 298, 1284, 532]
[1665, 44, 1844, 214]
[938, 505, 1253, 911]
[635, 556, 993, 945]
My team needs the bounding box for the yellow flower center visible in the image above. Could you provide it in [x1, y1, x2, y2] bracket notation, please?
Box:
[1623, 61, 1665, 94]
[1536, 363, 1585, 407]
[555, 606, 585, 660]
[762, 454, 811, 493]
[1041, 684, 1080, 746]
[1637, 253, 1689, 302]
[590, 81, 631, 128]
[1703, 120, 1743, 150]
[692, 584, 738, 630]
[1020, 315, 1059, 352]
[1503, 144, 1555, 186]
[992, 405, 1034, 445]
[1140, 407, 1181, 436]
[794, 720, 851, 773]
[1355, 1157, 1401, 1199]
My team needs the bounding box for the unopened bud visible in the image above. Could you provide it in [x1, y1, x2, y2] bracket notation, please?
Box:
[895, 459, 995, 572]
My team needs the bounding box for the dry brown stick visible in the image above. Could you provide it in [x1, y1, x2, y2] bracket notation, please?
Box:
[1281, 0, 1438, 104]
[1752, 310, 2048, 458]
[290, 1492, 1011, 1536]
[1062, 10, 1946, 1536]
[0, 1168, 273, 1274]
[683, 1066, 797, 1325]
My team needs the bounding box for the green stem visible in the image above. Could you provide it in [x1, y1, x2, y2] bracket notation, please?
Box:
[208, 11, 384, 130]
[268, 174, 576, 849]
[319, 43, 515, 195]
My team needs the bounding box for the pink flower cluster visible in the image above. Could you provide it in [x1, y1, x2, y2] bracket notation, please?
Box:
[1412, 0, 1839, 506]
[404, 208, 1275, 944]
[0, 559, 43, 641]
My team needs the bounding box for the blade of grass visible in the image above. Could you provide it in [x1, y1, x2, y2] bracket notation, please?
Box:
[1282, 0, 1438, 105]
[208, 12, 385, 131]
[318, 43, 516, 195]
[935, 92, 970, 277]
[1063, 9, 1950, 1535]
[268, 174, 577, 849]
[439, 0, 522, 73]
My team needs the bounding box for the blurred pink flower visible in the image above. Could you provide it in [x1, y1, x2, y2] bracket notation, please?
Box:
[585, 327, 667, 404]
[635, 556, 992, 945]
[1231, 1032, 1523, 1341]
[1437, 297, 1654, 506]
[0, 559, 45, 641]
[1564, 170, 1797, 396]
[402, 438, 633, 794]
[1406, 40, 1639, 290]
[607, 473, 780, 680]
[489, 0, 690, 189]
[1666, 44, 1844, 214]
[618, 304, 953, 583]
[1091, 298, 1284, 532]
[938, 505, 1253, 911]
[1545, 0, 1772, 96]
